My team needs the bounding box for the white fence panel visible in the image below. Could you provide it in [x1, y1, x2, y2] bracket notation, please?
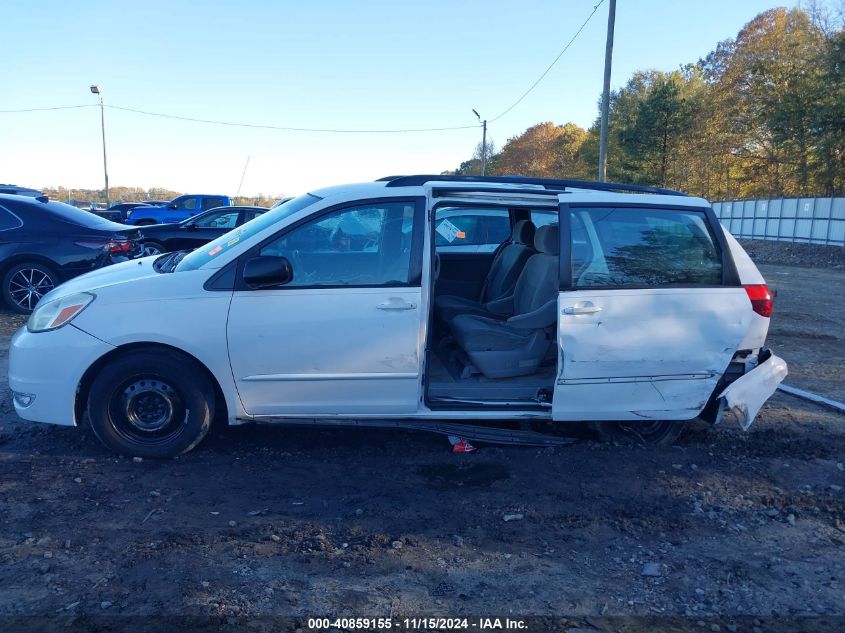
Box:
[711, 197, 845, 247]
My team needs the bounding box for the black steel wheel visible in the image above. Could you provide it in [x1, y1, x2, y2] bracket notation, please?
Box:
[87, 350, 215, 458]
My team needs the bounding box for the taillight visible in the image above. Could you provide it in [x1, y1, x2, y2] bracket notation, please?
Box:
[107, 238, 132, 254]
[744, 284, 773, 318]
[75, 237, 133, 254]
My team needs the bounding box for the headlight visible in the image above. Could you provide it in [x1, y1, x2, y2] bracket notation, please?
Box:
[27, 292, 95, 333]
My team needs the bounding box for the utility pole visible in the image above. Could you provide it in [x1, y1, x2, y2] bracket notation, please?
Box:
[473, 109, 487, 176]
[598, 0, 616, 182]
[89, 85, 109, 204]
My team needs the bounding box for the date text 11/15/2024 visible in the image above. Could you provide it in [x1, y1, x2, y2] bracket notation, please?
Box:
[306, 618, 528, 630]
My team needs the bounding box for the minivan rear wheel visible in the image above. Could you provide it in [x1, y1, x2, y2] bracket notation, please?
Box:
[87, 350, 215, 458]
[594, 420, 685, 445]
[2, 261, 60, 314]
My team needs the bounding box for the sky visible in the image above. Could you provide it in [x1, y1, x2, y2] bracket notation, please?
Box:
[0, 0, 825, 198]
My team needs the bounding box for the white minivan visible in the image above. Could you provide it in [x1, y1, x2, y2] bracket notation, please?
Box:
[9, 176, 787, 457]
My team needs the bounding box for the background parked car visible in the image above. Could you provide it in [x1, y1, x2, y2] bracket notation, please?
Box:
[97, 201, 153, 223]
[0, 194, 141, 313]
[0, 184, 42, 197]
[138, 205, 268, 256]
[125, 194, 232, 225]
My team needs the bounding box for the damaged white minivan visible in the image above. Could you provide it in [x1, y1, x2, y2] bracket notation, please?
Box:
[9, 176, 788, 457]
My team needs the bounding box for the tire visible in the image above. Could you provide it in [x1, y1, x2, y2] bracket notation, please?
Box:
[86, 350, 215, 458]
[2, 261, 60, 314]
[594, 420, 686, 446]
[141, 241, 166, 257]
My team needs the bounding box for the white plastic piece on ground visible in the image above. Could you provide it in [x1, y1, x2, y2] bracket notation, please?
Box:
[719, 354, 788, 430]
[777, 384, 845, 414]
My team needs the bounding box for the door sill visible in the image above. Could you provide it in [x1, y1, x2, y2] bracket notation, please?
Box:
[426, 396, 549, 411]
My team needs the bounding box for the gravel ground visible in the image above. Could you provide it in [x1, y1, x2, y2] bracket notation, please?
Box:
[738, 239, 845, 269]
[0, 259, 843, 632]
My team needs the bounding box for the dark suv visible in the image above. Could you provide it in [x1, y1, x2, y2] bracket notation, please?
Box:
[0, 194, 141, 313]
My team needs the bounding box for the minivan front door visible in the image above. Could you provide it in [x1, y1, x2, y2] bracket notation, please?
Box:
[553, 198, 752, 421]
[226, 199, 425, 416]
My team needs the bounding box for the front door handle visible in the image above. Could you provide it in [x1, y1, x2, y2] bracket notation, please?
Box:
[377, 298, 417, 311]
[562, 304, 602, 315]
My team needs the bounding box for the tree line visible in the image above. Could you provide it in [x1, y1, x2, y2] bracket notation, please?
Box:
[447, 6, 845, 200]
[42, 185, 282, 209]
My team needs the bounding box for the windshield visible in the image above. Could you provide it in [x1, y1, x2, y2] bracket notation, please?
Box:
[175, 194, 323, 272]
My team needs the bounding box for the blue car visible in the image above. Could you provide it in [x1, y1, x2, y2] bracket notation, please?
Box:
[125, 194, 232, 225]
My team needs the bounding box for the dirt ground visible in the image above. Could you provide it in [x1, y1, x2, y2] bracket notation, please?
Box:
[0, 259, 844, 631]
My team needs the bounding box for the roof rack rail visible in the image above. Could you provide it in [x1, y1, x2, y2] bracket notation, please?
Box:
[377, 174, 688, 196]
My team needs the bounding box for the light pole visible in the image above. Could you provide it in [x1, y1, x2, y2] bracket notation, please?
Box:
[90, 85, 109, 205]
[472, 109, 487, 176]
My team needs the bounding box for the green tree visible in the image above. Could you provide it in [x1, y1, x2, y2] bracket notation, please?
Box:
[617, 72, 693, 187]
[489, 122, 590, 179]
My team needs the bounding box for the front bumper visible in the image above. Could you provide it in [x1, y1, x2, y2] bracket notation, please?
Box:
[9, 324, 114, 427]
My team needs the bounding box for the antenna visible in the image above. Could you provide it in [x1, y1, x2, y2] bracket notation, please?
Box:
[236, 155, 251, 198]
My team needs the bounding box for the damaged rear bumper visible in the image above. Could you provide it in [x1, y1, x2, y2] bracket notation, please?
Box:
[718, 350, 788, 430]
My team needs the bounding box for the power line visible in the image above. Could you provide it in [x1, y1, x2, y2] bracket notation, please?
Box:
[1, 3, 606, 135]
[105, 104, 480, 134]
[490, 0, 606, 123]
[0, 104, 96, 113]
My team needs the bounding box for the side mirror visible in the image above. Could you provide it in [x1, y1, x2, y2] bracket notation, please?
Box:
[242, 256, 293, 289]
[169, 203, 178, 210]
[184, 222, 197, 231]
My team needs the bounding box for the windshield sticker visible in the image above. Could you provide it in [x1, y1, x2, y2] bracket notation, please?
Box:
[436, 219, 461, 243]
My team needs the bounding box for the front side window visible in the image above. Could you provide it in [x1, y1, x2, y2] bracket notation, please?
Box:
[174, 197, 198, 211]
[259, 201, 416, 287]
[570, 207, 722, 287]
[194, 210, 239, 229]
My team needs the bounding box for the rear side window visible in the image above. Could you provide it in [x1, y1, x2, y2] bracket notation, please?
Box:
[434, 208, 510, 250]
[16, 199, 113, 229]
[0, 205, 23, 231]
[570, 207, 722, 287]
[202, 197, 227, 211]
[195, 210, 239, 228]
[242, 209, 266, 223]
[531, 210, 558, 229]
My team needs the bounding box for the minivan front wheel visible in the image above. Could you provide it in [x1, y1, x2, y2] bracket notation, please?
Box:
[87, 350, 215, 458]
[594, 420, 685, 445]
[3, 262, 59, 313]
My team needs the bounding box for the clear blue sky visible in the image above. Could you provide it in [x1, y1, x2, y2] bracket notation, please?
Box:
[0, 0, 820, 198]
